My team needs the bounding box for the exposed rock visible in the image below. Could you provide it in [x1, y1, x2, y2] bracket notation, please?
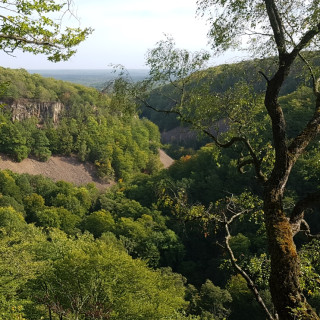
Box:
[1, 98, 64, 123]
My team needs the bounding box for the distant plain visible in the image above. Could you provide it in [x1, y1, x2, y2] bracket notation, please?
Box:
[28, 69, 150, 89]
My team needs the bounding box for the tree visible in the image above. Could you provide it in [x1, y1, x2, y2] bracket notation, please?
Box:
[199, 279, 232, 319]
[0, 224, 45, 319]
[134, 1, 320, 319]
[29, 232, 189, 320]
[185, 280, 232, 319]
[197, 1, 320, 319]
[0, 0, 93, 61]
[227, 274, 266, 320]
[82, 209, 115, 238]
[32, 129, 51, 162]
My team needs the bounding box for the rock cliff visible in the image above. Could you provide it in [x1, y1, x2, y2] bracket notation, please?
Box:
[1, 98, 64, 123]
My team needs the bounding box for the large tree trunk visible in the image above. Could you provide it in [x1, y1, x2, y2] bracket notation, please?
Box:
[261, 56, 320, 318]
[264, 185, 319, 320]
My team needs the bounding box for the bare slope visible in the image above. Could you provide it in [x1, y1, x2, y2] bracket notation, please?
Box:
[0, 154, 112, 189]
[159, 149, 174, 168]
[0, 150, 174, 187]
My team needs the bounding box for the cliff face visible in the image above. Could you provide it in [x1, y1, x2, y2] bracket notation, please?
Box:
[2, 98, 64, 123]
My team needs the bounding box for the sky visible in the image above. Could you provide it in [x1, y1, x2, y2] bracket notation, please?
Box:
[0, 0, 246, 70]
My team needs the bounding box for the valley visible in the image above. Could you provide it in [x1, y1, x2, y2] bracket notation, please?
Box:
[0, 48, 319, 320]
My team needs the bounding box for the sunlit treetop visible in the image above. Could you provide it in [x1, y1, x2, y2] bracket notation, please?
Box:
[0, 0, 93, 62]
[196, 0, 320, 57]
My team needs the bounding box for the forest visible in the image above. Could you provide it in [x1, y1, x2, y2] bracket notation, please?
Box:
[0, 67, 161, 180]
[0, 60, 318, 319]
[0, 0, 320, 320]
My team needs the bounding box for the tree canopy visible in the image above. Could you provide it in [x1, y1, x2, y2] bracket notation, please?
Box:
[130, 1, 320, 319]
[1, 0, 320, 319]
[197, 0, 320, 58]
[0, 0, 93, 61]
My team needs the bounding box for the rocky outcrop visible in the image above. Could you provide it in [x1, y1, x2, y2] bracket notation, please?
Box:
[1, 98, 64, 123]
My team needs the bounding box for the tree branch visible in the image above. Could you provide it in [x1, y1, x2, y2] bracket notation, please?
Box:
[138, 95, 267, 183]
[259, 71, 270, 83]
[221, 209, 277, 320]
[290, 190, 320, 235]
[298, 53, 319, 95]
[0, 33, 60, 48]
[300, 219, 320, 239]
[164, 189, 276, 319]
[288, 97, 320, 164]
[264, 0, 287, 56]
[291, 23, 320, 57]
[237, 158, 254, 174]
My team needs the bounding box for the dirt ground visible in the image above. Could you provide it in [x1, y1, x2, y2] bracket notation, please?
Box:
[0, 150, 174, 188]
[159, 149, 174, 168]
[0, 154, 112, 189]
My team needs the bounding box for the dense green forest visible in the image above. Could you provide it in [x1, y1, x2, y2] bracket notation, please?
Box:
[0, 67, 161, 180]
[0, 59, 319, 319]
[142, 52, 320, 157]
[1, 0, 320, 318]
[0, 171, 190, 319]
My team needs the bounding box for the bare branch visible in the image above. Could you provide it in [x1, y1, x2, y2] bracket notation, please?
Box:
[298, 53, 319, 95]
[290, 191, 320, 232]
[259, 71, 270, 83]
[221, 210, 277, 320]
[164, 189, 276, 319]
[59, 0, 79, 24]
[243, 29, 273, 38]
[300, 219, 320, 239]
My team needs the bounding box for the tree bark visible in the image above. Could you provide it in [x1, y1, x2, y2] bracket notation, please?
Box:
[264, 184, 319, 320]
[263, 56, 320, 319]
[48, 306, 53, 320]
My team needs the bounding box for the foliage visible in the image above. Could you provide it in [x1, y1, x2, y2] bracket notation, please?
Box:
[0, 224, 190, 320]
[0, 67, 162, 179]
[28, 232, 188, 320]
[226, 274, 267, 320]
[300, 240, 320, 298]
[0, 168, 192, 319]
[133, 0, 320, 316]
[197, 0, 320, 57]
[186, 280, 232, 319]
[0, 0, 320, 316]
[142, 53, 320, 135]
[0, 0, 93, 61]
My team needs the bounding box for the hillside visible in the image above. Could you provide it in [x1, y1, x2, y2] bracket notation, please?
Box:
[0, 67, 162, 181]
[0, 59, 319, 320]
[142, 53, 320, 144]
[0, 149, 174, 188]
[0, 154, 112, 189]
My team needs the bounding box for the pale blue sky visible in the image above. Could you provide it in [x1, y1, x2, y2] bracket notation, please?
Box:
[0, 0, 245, 69]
